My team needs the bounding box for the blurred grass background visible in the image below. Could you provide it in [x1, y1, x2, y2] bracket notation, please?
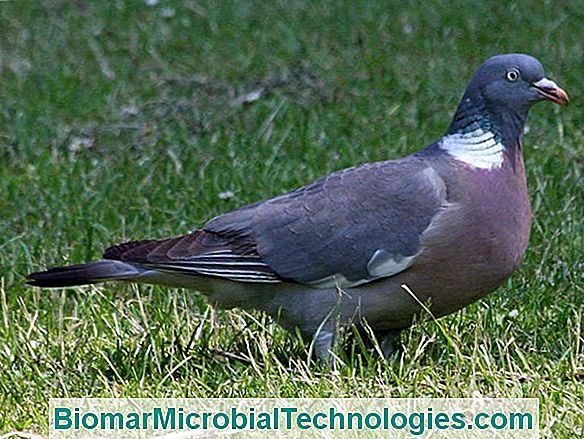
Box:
[0, 0, 582, 435]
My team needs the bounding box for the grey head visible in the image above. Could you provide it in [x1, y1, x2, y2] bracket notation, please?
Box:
[447, 54, 569, 145]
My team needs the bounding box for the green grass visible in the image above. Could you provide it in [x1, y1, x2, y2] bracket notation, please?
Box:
[0, 0, 583, 436]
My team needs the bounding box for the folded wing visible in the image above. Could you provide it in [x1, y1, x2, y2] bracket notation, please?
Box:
[105, 156, 447, 288]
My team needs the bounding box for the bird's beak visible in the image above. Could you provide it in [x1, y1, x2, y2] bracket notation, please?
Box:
[531, 78, 569, 106]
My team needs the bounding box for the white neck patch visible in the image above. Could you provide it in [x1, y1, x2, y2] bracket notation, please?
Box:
[440, 128, 505, 170]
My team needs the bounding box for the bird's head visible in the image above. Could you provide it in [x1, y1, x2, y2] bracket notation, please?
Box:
[448, 53, 569, 142]
[466, 53, 569, 110]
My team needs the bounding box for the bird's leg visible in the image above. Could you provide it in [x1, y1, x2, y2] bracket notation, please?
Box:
[310, 287, 345, 366]
[312, 329, 337, 366]
[376, 329, 402, 359]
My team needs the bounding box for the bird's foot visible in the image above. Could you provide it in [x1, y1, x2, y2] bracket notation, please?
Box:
[310, 329, 338, 367]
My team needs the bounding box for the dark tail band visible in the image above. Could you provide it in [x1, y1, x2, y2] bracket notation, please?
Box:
[27, 260, 143, 288]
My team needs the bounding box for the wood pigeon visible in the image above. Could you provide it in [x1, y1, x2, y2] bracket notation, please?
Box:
[28, 54, 569, 362]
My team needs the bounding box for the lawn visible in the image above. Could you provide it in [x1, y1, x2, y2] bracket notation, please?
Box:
[0, 0, 582, 436]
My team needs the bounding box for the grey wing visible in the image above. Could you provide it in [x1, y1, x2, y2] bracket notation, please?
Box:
[102, 227, 282, 283]
[205, 157, 447, 287]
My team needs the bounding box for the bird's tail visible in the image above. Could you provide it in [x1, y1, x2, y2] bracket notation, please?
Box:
[27, 260, 144, 288]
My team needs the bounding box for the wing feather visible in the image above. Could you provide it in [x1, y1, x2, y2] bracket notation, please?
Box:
[104, 156, 447, 287]
[103, 230, 283, 283]
[206, 156, 448, 285]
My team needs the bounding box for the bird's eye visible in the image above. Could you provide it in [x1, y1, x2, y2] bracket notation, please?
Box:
[506, 69, 520, 82]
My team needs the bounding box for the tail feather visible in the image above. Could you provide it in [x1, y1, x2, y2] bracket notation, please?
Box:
[27, 260, 143, 288]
